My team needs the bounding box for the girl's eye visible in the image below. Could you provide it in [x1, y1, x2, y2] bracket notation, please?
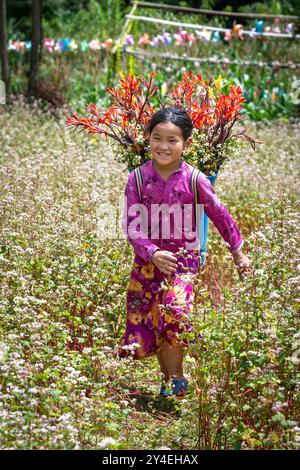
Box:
[152, 137, 177, 143]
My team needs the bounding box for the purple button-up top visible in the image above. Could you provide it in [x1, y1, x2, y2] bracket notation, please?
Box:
[122, 158, 244, 265]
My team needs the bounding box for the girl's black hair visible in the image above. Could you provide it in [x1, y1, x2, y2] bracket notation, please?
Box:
[147, 106, 193, 141]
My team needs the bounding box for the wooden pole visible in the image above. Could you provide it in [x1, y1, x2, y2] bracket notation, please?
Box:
[0, 0, 10, 104]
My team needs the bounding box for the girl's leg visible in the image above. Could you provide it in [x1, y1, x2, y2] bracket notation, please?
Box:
[156, 252, 198, 382]
[156, 340, 185, 381]
[156, 343, 168, 381]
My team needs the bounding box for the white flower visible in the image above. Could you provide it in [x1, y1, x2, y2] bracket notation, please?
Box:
[52, 355, 61, 362]
[0, 342, 8, 363]
[120, 343, 140, 351]
[93, 327, 107, 334]
[58, 413, 72, 422]
[289, 356, 300, 365]
[120, 400, 129, 406]
[82, 348, 92, 354]
[99, 437, 117, 449]
[254, 231, 268, 242]
[269, 291, 280, 299]
[271, 401, 287, 412]
[110, 361, 120, 368]
[77, 376, 88, 383]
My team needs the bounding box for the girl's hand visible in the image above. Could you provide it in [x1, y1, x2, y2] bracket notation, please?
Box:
[232, 250, 252, 280]
[151, 250, 178, 276]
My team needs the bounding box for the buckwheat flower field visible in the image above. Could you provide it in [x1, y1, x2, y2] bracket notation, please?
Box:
[0, 97, 299, 450]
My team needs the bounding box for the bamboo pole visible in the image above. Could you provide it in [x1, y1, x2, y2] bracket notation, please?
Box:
[126, 14, 300, 39]
[112, 0, 138, 55]
[111, 0, 139, 78]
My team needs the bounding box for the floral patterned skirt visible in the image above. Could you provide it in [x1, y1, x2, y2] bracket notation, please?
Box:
[118, 249, 200, 360]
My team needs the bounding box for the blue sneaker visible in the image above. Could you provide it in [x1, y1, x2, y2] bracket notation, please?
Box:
[160, 378, 189, 398]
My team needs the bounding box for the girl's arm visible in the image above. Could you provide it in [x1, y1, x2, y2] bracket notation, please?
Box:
[122, 171, 160, 264]
[197, 173, 244, 255]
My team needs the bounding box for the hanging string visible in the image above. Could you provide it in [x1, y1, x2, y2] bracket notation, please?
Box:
[134, 1, 299, 22]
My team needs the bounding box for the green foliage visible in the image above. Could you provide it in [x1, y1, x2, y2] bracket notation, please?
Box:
[182, 129, 242, 174]
[42, 0, 124, 40]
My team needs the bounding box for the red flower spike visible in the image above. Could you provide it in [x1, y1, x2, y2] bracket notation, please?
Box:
[65, 72, 161, 156]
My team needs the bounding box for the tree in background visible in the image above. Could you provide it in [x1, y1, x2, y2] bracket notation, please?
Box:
[27, 0, 42, 102]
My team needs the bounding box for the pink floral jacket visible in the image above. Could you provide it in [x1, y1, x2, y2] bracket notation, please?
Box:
[122, 158, 244, 265]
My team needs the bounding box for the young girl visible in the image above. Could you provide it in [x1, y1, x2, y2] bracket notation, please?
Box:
[118, 106, 251, 398]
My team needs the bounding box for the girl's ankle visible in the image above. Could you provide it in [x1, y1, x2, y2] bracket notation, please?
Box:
[169, 374, 186, 381]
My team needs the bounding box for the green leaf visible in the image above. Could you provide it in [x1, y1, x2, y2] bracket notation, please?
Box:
[51, 390, 62, 398]
[243, 404, 251, 411]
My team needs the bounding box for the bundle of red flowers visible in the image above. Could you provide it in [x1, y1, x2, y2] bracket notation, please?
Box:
[66, 70, 259, 175]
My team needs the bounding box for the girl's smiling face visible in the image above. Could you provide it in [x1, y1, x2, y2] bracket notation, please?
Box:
[149, 122, 192, 169]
